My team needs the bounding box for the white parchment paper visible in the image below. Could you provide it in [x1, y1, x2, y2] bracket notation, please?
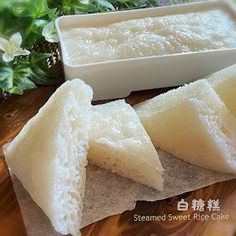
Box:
[11, 150, 235, 235]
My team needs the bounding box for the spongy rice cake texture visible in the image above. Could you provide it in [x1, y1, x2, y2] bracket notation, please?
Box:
[135, 80, 236, 174]
[3, 79, 93, 236]
[62, 10, 236, 65]
[89, 100, 164, 191]
[207, 64, 236, 117]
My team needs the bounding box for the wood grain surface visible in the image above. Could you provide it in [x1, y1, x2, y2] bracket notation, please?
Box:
[0, 86, 236, 236]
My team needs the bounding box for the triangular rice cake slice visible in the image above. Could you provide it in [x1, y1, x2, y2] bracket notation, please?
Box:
[135, 80, 236, 174]
[89, 100, 164, 191]
[4, 79, 93, 236]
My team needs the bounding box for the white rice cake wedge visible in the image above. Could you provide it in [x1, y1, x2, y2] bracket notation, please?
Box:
[135, 80, 236, 174]
[207, 64, 236, 117]
[89, 100, 164, 191]
[3, 79, 93, 236]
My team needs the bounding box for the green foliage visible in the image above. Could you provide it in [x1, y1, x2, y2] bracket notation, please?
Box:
[54, 0, 155, 14]
[0, 51, 55, 95]
[13, 0, 57, 19]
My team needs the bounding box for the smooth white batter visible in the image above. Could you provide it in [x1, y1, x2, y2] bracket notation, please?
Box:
[62, 10, 236, 65]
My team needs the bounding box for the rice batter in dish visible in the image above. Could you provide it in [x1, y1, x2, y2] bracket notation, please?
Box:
[62, 10, 236, 65]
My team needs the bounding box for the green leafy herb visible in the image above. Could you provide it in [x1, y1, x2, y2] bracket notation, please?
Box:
[13, 0, 57, 19]
[0, 51, 55, 95]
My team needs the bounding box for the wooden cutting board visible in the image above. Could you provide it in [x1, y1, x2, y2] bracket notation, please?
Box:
[0, 86, 236, 236]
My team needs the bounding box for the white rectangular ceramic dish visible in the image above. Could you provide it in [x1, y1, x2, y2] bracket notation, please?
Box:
[56, 0, 236, 100]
